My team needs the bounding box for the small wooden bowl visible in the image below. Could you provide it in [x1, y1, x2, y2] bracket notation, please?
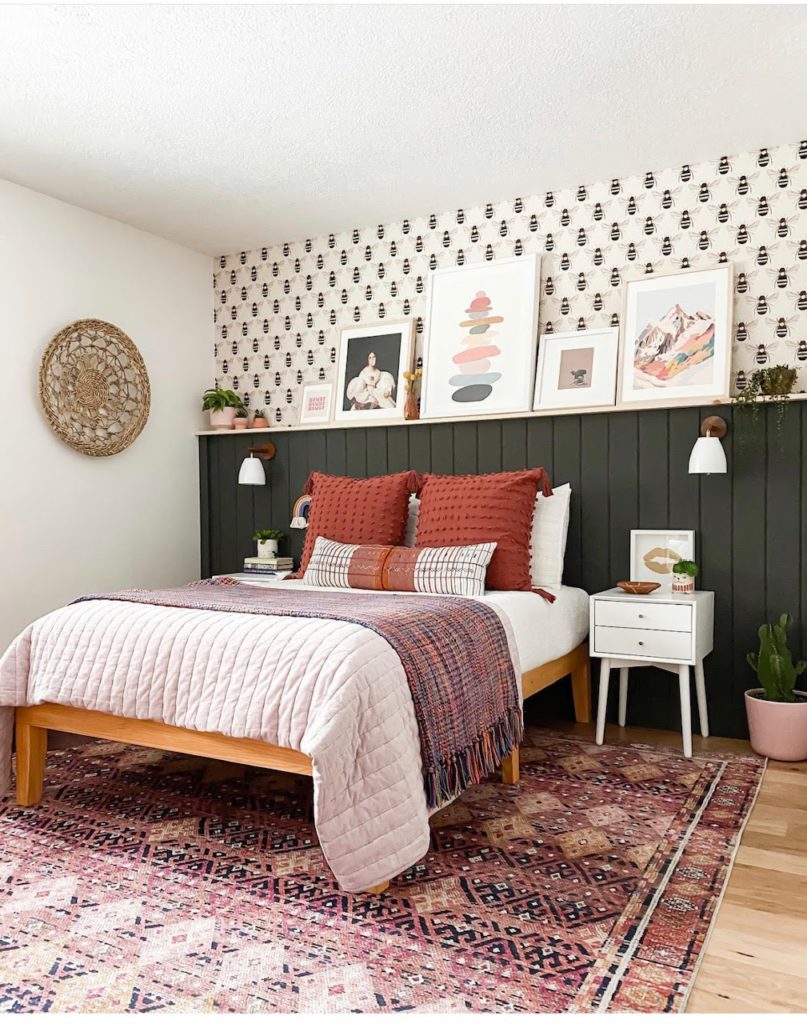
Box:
[616, 580, 661, 595]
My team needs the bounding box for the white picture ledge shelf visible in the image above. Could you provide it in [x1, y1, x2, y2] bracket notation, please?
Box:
[194, 391, 807, 436]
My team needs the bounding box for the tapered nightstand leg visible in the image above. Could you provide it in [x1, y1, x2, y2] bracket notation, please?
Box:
[678, 664, 692, 757]
[618, 668, 629, 727]
[694, 660, 709, 738]
[596, 658, 610, 745]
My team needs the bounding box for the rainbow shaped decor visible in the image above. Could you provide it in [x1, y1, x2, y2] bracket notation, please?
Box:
[290, 493, 311, 529]
[450, 291, 503, 403]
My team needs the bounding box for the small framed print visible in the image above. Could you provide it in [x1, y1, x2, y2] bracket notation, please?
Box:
[335, 319, 415, 422]
[533, 328, 619, 410]
[619, 265, 733, 407]
[299, 383, 333, 425]
[630, 529, 695, 591]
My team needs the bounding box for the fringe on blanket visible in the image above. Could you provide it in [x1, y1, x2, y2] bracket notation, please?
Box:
[425, 705, 524, 808]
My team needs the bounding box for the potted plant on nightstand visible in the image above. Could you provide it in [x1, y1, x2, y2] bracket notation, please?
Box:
[745, 613, 807, 760]
[252, 408, 269, 429]
[202, 387, 244, 431]
[253, 529, 285, 558]
[672, 559, 698, 594]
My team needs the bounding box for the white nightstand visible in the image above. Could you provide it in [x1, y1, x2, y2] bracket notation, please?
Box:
[589, 588, 714, 757]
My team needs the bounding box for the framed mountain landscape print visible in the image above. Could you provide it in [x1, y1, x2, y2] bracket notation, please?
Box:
[619, 265, 733, 406]
[421, 255, 540, 419]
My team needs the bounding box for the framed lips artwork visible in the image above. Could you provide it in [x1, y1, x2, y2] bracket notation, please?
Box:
[630, 530, 695, 592]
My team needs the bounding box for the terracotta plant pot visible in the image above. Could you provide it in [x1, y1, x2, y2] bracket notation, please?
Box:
[233, 416, 249, 430]
[209, 407, 236, 430]
[252, 417, 269, 429]
[745, 689, 807, 761]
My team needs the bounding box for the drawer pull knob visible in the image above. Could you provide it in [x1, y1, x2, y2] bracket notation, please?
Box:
[638, 613, 644, 619]
[638, 641, 644, 646]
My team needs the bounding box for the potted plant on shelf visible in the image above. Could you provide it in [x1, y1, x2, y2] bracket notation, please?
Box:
[671, 559, 698, 594]
[202, 387, 244, 431]
[253, 528, 285, 558]
[252, 408, 269, 429]
[233, 410, 250, 430]
[733, 364, 799, 437]
[746, 613, 807, 760]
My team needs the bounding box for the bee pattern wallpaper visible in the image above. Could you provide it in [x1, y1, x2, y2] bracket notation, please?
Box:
[213, 139, 807, 427]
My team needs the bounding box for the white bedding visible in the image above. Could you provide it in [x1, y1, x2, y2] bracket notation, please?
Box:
[238, 577, 590, 674]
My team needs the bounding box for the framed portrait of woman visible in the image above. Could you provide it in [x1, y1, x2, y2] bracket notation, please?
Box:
[335, 320, 415, 422]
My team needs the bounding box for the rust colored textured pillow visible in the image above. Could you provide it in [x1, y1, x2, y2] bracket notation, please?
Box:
[290, 470, 420, 579]
[414, 469, 552, 591]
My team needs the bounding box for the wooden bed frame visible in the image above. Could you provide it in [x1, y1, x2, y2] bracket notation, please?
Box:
[14, 640, 590, 894]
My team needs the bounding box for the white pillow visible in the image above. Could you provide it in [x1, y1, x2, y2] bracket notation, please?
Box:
[530, 483, 571, 589]
[404, 482, 571, 589]
[404, 492, 419, 546]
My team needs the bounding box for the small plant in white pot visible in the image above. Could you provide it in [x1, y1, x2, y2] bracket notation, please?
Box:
[253, 529, 285, 558]
[202, 387, 244, 431]
[672, 559, 698, 594]
[746, 613, 807, 760]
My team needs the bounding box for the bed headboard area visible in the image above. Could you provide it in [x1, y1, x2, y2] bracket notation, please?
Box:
[199, 400, 807, 740]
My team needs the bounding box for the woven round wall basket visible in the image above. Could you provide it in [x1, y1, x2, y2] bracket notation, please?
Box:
[38, 319, 151, 457]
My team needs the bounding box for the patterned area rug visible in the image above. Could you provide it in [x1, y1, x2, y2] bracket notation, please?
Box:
[0, 729, 762, 1013]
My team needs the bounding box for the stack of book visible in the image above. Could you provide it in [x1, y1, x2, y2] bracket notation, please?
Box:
[243, 555, 294, 576]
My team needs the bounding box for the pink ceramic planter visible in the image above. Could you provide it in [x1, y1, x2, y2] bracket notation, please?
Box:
[209, 408, 236, 430]
[745, 689, 807, 761]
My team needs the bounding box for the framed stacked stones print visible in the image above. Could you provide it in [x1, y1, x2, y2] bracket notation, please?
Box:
[335, 319, 414, 422]
[421, 255, 540, 419]
[533, 327, 619, 411]
[619, 265, 734, 406]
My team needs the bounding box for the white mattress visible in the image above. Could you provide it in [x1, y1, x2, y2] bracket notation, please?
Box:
[229, 576, 590, 675]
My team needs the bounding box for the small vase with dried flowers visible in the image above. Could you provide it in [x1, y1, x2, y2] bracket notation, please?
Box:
[403, 368, 422, 421]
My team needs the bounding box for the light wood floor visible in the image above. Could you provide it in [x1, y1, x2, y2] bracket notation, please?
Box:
[551, 719, 806, 1014]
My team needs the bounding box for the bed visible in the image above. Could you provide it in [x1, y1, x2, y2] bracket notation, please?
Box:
[1, 578, 590, 894]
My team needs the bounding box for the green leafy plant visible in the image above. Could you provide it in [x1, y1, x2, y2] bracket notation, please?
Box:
[733, 365, 798, 438]
[253, 529, 285, 543]
[202, 387, 245, 414]
[672, 559, 698, 577]
[747, 613, 806, 702]
[253, 408, 267, 418]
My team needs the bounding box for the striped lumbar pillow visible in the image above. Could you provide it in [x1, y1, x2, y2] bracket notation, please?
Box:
[303, 536, 496, 597]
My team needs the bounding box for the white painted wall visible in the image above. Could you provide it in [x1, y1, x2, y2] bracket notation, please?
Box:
[0, 179, 211, 650]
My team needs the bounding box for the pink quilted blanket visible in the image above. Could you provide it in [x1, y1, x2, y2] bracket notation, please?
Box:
[0, 581, 522, 891]
[74, 580, 522, 808]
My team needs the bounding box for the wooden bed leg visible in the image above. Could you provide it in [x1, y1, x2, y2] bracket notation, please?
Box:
[572, 655, 592, 724]
[365, 880, 389, 894]
[501, 747, 520, 785]
[15, 715, 47, 806]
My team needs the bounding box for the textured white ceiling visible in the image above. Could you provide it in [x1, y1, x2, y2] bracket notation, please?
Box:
[0, 4, 805, 255]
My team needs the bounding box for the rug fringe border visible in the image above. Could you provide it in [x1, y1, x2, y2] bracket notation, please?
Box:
[677, 754, 768, 1013]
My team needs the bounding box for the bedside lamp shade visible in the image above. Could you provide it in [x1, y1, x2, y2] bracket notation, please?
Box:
[238, 454, 266, 486]
[688, 416, 728, 475]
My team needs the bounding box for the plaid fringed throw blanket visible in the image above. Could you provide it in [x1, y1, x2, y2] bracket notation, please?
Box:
[75, 581, 522, 808]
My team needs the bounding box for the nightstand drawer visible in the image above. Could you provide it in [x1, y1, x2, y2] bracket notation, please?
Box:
[594, 600, 691, 632]
[594, 625, 693, 661]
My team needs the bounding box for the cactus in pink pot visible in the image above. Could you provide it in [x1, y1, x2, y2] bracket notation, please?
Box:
[745, 613, 807, 760]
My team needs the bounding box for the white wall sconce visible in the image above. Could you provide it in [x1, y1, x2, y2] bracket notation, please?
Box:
[689, 415, 728, 475]
[238, 442, 276, 485]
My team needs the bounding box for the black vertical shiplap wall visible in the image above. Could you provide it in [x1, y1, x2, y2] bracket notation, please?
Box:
[199, 401, 807, 740]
